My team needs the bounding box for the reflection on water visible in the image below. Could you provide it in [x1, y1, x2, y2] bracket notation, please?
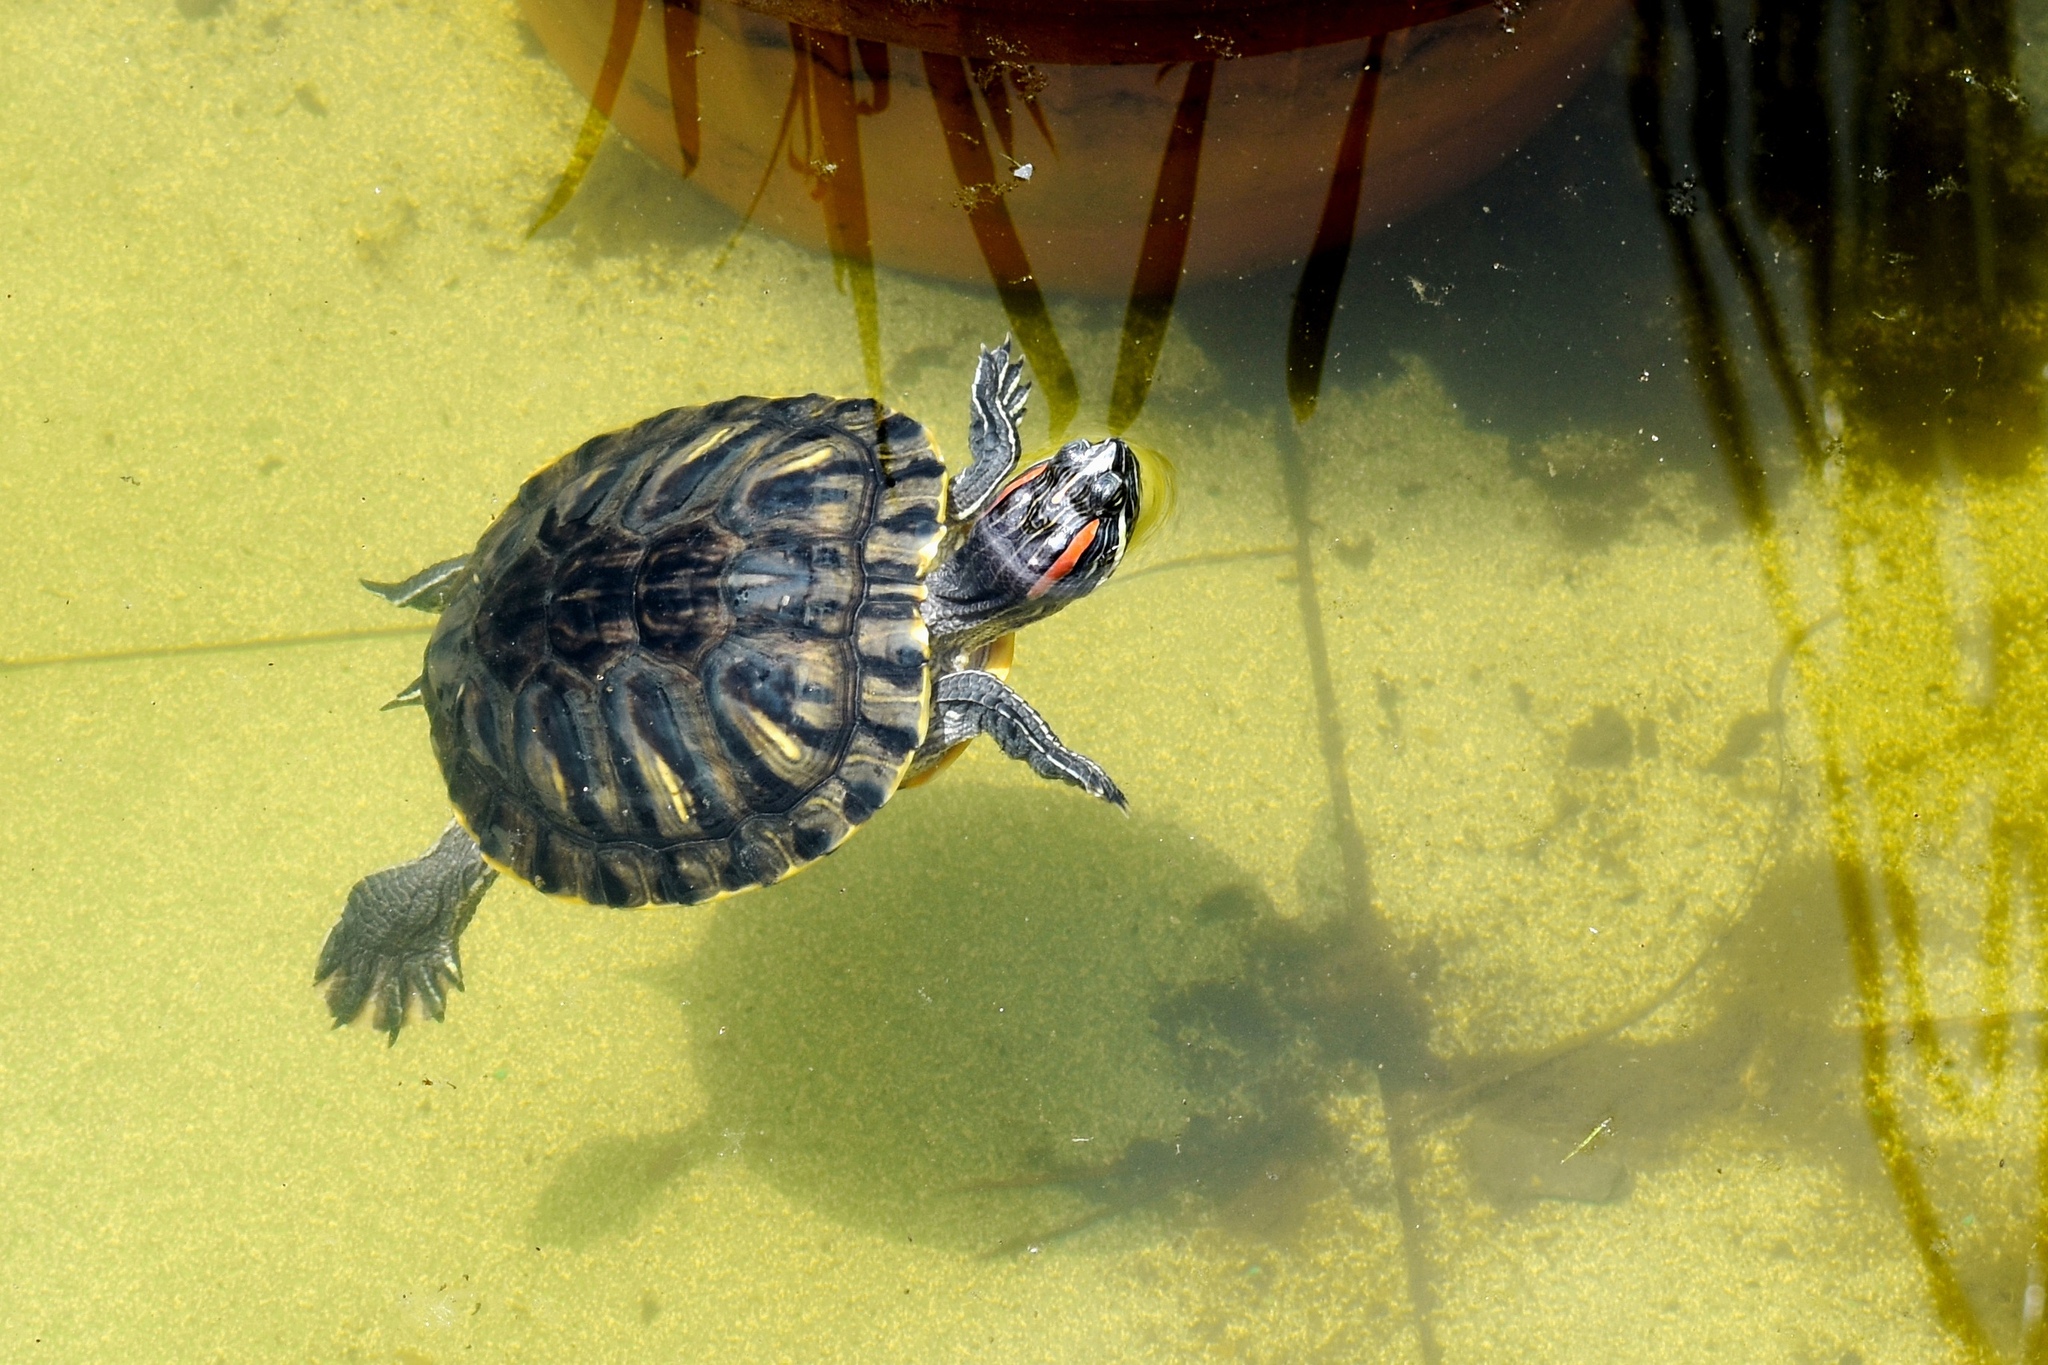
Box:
[1634, 2, 2048, 1357]
[523, 0, 1629, 435]
[4, 0, 2048, 1358]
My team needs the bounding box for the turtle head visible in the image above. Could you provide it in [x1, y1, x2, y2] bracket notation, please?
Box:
[990, 436, 1141, 605]
[922, 436, 1141, 647]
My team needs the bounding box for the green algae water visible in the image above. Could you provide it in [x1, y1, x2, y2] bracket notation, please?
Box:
[8, 1, 2048, 1360]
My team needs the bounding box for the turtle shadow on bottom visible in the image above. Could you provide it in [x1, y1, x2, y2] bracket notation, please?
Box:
[527, 780, 1439, 1255]
[530, 779, 1288, 1250]
[525, 793, 1865, 1258]
[529, 1127, 715, 1248]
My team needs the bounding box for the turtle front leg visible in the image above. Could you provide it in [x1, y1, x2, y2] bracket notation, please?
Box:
[918, 669, 1127, 809]
[316, 821, 496, 1043]
[949, 339, 1029, 522]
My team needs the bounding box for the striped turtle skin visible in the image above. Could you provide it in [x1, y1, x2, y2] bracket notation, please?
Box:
[421, 394, 945, 908]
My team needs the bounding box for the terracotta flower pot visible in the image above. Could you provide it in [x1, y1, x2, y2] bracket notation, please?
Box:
[520, 0, 1628, 296]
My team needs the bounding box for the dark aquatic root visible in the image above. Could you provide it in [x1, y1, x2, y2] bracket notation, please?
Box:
[316, 822, 496, 1044]
[967, 1103, 1332, 1258]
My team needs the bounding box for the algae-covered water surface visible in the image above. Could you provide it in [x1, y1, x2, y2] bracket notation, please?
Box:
[6, 0, 2048, 1359]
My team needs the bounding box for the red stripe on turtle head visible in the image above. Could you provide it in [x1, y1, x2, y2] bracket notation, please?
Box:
[1026, 518, 1099, 600]
[992, 459, 1050, 507]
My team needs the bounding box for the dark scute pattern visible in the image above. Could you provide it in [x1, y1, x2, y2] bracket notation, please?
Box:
[829, 395, 881, 425]
[525, 825, 563, 894]
[602, 664, 741, 841]
[698, 394, 776, 425]
[625, 451, 721, 531]
[622, 416, 763, 533]
[702, 635, 854, 812]
[472, 548, 552, 689]
[512, 665, 613, 835]
[839, 768, 891, 824]
[875, 410, 927, 462]
[718, 431, 873, 538]
[655, 863, 704, 904]
[558, 842, 606, 904]
[536, 458, 635, 552]
[655, 844, 719, 904]
[427, 394, 948, 906]
[475, 789, 541, 884]
[590, 849, 638, 906]
[865, 718, 925, 758]
[802, 397, 879, 448]
[723, 827, 791, 892]
[877, 505, 939, 540]
[638, 528, 737, 666]
[789, 805, 843, 862]
[547, 530, 646, 672]
[855, 599, 930, 681]
[444, 679, 515, 792]
[723, 538, 858, 637]
[444, 764, 500, 856]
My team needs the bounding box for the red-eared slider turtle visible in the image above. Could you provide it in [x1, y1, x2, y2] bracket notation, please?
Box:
[317, 342, 1139, 1040]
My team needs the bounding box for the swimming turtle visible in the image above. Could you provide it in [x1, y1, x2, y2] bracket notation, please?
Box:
[317, 341, 1140, 1041]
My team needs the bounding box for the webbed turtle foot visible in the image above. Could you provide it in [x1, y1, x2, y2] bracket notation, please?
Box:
[317, 821, 495, 1043]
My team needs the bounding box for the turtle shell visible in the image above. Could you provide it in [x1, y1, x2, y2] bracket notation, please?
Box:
[420, 394, 946, 907]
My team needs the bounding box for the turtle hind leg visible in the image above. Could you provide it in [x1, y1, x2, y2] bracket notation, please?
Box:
[317, 821, 496, 1043]
[361, 555, 471, 611]
[922, 669, 1127, 810]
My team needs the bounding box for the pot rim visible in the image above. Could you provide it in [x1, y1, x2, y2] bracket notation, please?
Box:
[723, 0, 1499, 64]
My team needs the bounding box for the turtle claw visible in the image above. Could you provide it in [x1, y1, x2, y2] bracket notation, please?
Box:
[318, 908, 469, 1044]
[328, 937, 463, 1045]
[379, 674, 426, 710]
[317, 822, 494, 1043]
[1059, 753, 1127, 813]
